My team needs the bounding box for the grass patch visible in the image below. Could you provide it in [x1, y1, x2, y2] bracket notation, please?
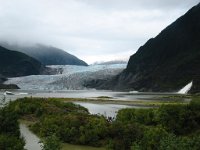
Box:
[96, 96, 113, 99]
[52, 97, 189, 107]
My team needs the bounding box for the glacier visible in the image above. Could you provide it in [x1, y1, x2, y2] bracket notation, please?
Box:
[5, 64, 126, 90]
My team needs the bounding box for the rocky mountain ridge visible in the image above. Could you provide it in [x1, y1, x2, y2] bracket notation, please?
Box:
[90, 3, 200, 93]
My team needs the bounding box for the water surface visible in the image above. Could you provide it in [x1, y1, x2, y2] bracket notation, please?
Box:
[74, 102, 136, 118]
[0, 89, 180, 102]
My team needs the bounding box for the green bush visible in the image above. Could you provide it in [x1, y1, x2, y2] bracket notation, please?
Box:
[107, 122, 143, 150]
[159, 134, 200, 150]
[0, 134, 25, 150]
[139, 126, 169, 150]
[41, 134, 61, 150]
[155, 105, 188, 134]
[117, 108, 156, 125]
[0, 106, 25, 150]
[0, 107, 20, 136]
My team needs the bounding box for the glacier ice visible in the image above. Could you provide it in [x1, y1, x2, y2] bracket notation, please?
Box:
[5, 64, 126, 90]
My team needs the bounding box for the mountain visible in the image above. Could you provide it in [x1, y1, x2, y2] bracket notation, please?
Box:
[93, 3, 200, 93]
[0, 75, 7, 83]
[0, 43, 88, 66]
[0, 46, 45, 77]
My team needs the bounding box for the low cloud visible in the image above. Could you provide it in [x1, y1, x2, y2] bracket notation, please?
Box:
[0, 0, 199, 63]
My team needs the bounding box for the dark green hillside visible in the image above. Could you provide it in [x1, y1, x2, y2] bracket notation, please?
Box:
[1, 44, 88, 66]
[108, 3, 200, 93]
[27, 44, 88, 66]
[0, 46, 44, 77]
[0, 75, 7, 83]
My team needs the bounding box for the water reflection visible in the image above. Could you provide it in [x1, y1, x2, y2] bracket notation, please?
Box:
[75, 102, 147, 118]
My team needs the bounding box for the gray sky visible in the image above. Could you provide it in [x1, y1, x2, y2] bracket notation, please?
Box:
[0, 0, 199, 64]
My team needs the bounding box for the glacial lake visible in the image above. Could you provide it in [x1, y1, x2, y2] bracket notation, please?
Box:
[0, 89, 179, 101]
[74, 102, 149, 118]
[0, 89, 187, 118]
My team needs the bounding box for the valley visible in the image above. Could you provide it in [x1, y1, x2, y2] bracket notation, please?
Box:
[0, 1, 200, 150]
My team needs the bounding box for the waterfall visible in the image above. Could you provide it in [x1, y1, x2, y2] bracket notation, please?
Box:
[178, 81, 193, 94]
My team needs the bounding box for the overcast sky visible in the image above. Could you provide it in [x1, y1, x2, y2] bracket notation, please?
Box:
[0, 0, 199, 64]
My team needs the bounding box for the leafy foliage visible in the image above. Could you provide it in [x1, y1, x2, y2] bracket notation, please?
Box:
[0, 106, 25, 150]
[0, 107, 20, 136]
[0, 134, 25, 150]
[159, 134, 200, 150]
[5, 97, 200, 150]
[40, 134, 61, 150]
